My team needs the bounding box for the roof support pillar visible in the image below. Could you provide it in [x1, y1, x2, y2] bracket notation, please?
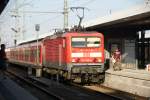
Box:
[140, 30, 145, 69]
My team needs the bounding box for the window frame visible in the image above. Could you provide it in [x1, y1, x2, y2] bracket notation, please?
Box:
[71, 36, 101, 48]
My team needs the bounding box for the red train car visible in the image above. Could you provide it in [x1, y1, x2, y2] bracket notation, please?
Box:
[7, 42, 43, 67]
[7, 31, 104, 83]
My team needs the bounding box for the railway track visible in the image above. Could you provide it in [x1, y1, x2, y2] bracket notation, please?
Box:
[7, 65, 148, 100]
[6, 69, 63, 100]
[7, 65, 120, 100]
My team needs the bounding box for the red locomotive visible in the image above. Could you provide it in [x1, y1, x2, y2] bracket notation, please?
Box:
[7, 31, 105, 83]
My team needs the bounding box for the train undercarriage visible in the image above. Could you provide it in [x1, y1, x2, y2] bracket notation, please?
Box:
[43, 64, 105, 84]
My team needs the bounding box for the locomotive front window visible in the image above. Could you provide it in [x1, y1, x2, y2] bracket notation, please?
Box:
[87, 37, 100, 47]
[72, 37, 100, 47]
[72, 37, 86, 47]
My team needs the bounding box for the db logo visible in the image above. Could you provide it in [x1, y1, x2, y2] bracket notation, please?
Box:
[83, 53, 90, 57]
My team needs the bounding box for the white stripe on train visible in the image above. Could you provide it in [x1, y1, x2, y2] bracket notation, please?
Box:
[71, 52, 102, 57]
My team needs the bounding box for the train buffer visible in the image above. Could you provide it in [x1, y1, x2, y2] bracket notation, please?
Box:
[0, 75, 38, 100]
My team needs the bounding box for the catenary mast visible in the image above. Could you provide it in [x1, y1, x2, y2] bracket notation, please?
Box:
[64, 0, 68, 29]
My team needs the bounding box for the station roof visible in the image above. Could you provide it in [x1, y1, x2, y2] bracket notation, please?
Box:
[83, 5, 150, 32]
[0, 0, 9, 14]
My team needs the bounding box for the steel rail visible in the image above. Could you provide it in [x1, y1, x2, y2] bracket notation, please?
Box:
[6, 70, 64, 100]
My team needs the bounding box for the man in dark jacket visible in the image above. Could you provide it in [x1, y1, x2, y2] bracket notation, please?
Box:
[0, 44, 7, 78]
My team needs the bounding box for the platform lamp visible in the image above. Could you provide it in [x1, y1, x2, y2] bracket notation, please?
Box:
[145, 0, 150, 6]
[35, 24, 42, 77]
[35, 24, 40, 65]
[11, 27, 18, 47]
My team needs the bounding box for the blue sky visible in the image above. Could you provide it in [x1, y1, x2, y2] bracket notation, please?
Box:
[26, 0, 143, 28]
[0, 0, 145, 46]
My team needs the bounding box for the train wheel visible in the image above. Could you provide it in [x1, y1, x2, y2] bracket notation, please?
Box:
[81, 74, 85, 85]
[98, 74, 105, 84]
[59, 71, 66, 83]
[81, 73, 89, 85]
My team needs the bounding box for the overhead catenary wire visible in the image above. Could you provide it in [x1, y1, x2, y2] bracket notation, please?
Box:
[25, 14, 62, 31]
[11, 10, 64, 14]
[1, 0, 99, 44]
[10, 0, 94, 29]
[79, 0, 97, 6]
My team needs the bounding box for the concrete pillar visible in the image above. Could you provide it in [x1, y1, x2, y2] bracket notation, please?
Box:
[67, 71, 71, 79]
[135, 33, 139, 70]
[36, 68, 42, 77]
[109, 58, 114, 70]
[148, 38, 150, 62]
[28, 67, 32, 76]
[141, 31, 145, 69]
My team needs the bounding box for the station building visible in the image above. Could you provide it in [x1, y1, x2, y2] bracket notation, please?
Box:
[84, 4, 150, 70]
[83, 5, 150, 97]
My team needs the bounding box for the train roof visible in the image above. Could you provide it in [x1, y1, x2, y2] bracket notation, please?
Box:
[19, 38, 44, 45]
[18, 31, 103, 45]
[18, 31, 55, 45]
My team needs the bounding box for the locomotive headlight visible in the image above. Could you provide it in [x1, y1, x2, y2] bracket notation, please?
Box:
[93, 58, 102, 62]
[97, 59, 102, 62]
[72, 58, 76, 62]
[72, 58, 80, 62]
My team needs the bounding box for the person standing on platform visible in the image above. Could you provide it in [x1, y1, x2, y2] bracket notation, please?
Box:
[0, 44, 8, 79]
[112, 48, 121, 71]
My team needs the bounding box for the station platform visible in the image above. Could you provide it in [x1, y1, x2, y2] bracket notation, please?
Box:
[103, 69, 150, 98]
[0, 75, 38, 100]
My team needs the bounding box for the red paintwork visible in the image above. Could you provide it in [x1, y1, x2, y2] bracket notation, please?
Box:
[64, 32, 104, 63]
[8, 44, 42, 65]
[7, 31, 104, 67]
[43, 37, 66, 64]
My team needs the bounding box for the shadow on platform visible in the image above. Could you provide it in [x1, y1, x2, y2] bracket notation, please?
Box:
[0, 75, 38, 100]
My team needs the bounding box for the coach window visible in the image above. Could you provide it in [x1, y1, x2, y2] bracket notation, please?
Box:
[25, 49, 27, 60]
[27, 49, 30, 60]
[34, 48, 37, 57]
